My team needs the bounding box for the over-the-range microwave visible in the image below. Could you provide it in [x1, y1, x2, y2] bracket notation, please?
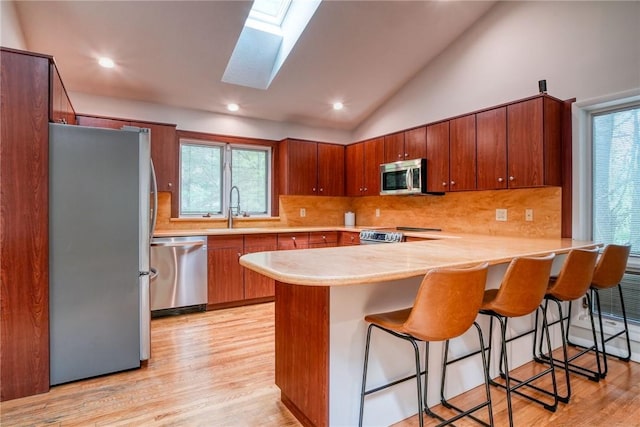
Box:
[379, 158, 427, 195]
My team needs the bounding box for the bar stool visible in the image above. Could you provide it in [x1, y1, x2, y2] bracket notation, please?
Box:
[358, 263, 493, 427]
[567, 244, 632, 378]
[478, 253, 556, 427]
[532, 248, 601, 403]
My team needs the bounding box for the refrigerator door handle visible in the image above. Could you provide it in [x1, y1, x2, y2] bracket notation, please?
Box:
[150, 159, 158, 239]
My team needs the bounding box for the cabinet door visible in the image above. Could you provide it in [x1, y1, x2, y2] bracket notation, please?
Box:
[207, 236, 244, 304]
[426, 122, 450, 192]
[277, 232, 309, 250]
[363, 137, 384, 195]
[384, 132, 405, 163]
[476, 107, 507, 190]
[345, 142, 365, 196]
[244, 235, 277, 299]
[404, 127, 426, 160]
[280, 139, 318, 195]
[449, 115, 476, 191]
[317, 143, 344, 196]
[131, 121, 177, 193]
[309, 231, 338, 248]
[338, 231, 360, 246]
[76, 115, 130, 129]
[507, 98, 544, 188]
[50, 65, 76, 125]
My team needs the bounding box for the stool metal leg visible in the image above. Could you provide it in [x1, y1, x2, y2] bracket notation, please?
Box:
[359, 324, 374, 427]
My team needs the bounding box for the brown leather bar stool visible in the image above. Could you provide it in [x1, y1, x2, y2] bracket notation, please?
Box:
[532, 248, 601, 403]
[567, 244, 632, 378]
[478, 253, 556, 427]
[358, 263, 493, 427]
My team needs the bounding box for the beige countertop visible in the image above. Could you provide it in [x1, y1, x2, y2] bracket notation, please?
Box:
[153, 226, 365, 237]
[238, 233, 598, 286]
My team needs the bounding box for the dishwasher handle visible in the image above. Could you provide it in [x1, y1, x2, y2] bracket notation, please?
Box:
[151, 240, 205, 248]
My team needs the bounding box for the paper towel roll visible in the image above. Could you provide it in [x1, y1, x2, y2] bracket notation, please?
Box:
[345, 212, 355, 227]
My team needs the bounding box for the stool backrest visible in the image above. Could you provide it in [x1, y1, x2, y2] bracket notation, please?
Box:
[404, 263, 488, 342]
[591, 244, 631, 289]
[483, 253, 555, 317]
[547, 248, 599, 301]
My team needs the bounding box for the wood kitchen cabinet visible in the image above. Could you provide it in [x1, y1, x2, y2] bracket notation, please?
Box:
[506, 97, 562, 188]
[346, 136, 384, 196]
[384, 127, 426, 163]
[425, 121, 450, 193]
[243, 234, 277, 299]
[277, 232, 310, 250]
[1, 48, 52, 401]
[476, 107, 508, 190]
[309, 231, 338, 248]
[338, 231, 360, 246]
[278, 139, 344, 196]
[77, 115, 178, 207]
[449, 114, 476, 191]
[50, 63, 76, 125]
[207, 235, 245, 305]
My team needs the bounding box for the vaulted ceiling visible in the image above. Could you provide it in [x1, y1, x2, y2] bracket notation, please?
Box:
[14, 1, 495, 130]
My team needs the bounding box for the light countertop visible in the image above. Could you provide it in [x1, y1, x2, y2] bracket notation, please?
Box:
[238, 233, 598, 286]
[153, 226, 364, 238]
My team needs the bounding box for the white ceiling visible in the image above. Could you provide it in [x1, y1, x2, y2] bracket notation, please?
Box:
[14, 1, 496, 130]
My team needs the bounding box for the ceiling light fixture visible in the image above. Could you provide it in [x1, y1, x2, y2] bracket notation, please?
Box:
[333, 102, 344, 111]
[227, 103, 240, 112]
[98, 57, 115, 68]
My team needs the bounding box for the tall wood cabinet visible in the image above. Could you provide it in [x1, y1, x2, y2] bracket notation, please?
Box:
[346, 137, 384, 196]
[425, 121, 450, 193]
[449, 115, 476, 191]
[278, 139, 345, 196]
[476, 107, 508, 190]
[1, 48, 75, 401]
[383, 127, 426, 163]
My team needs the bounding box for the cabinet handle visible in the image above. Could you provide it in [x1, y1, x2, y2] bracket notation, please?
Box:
[237, 252, 242, 257]
[497, 177, 504, 183]
[168, 182, 173, 188]
[320, 187, 324, 192]
[404, 153, 408, 157]
[509, 176, 515, 181]
[322, 235, 326, 240]
[291, 236, 296, 240]
[312, 187, 316, 192]
[451, 181, 455, 186]
[442, 182, 447, 187]
[397, 154, 402, 158]
[359, 187, 363, 192]
[363, 187, 368, 191]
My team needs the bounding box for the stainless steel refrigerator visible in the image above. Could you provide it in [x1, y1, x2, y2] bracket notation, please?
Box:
[49, 123, 155, 385]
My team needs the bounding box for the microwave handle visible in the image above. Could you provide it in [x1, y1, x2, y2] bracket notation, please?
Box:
[406, 168, 413, 191]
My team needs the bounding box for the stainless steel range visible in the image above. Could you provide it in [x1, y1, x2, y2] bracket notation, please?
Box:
[359, 229, 405, 244]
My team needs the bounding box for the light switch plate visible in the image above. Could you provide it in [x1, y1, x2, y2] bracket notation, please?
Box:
[496, 209, 507, 221]
[300, 208, 306, 217]
[525, 209, 533, 221]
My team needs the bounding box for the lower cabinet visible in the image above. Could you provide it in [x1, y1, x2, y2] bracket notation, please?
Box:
[277, 232, 310, 250]
[207, 235, 244, 305]
[244, 234, 277, 299]
[338, 231, 360, 246]
[309, 231, 338, 248]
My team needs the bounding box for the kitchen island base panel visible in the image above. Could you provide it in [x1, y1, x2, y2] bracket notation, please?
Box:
[275, 258, 567, 427]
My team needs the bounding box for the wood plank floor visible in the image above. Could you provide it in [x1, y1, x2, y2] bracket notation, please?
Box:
[1, 302, 639, 426]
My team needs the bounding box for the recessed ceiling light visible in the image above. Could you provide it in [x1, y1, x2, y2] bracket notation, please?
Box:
[333, 102, 344, 111]
[227, 103, 240, 112]
[98, 57, 115, 68]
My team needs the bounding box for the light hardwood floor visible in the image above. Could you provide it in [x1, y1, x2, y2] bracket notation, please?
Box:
[1, 303, 639, 426]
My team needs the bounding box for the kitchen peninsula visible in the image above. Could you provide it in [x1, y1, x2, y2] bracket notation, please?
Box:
[240, 233, 598, 427]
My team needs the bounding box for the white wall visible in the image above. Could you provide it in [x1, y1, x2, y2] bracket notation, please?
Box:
[354, 1, 640, 141]
[70, 92, 353, 144]
[1, 0, 26, 49]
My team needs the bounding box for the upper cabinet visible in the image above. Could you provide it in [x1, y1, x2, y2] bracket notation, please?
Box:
[383, 127, 426, 163]
[50, 64, 76, 125]
[346, 137, 384, 196]
[476, 107, 508, 190]
[425, 121, 450, 193]
[449, 115, 476, 191]
[76, 115, 177, 194]
[278, 139, 344, 196]
[507, 97, 562, 188]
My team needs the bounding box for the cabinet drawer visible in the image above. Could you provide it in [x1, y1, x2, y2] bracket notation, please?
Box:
[244, 234, 277, 248]
[309, 231, 338, 245]
[208, 235, 244, 249]
[277, 232, 309, 250]
[338, 232, 360, 246]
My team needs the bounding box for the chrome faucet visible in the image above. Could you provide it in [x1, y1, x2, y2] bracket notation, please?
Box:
[228, 185, 240, 228]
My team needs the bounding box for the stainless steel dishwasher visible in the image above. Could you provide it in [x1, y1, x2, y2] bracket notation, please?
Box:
[150, 236, 207, 317]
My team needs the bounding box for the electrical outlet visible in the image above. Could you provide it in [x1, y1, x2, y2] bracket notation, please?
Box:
[375, 208, 380, 217]
[300, 208, 306, 217]
[525, 209, 533, 221]
[496, 209, 507, 222]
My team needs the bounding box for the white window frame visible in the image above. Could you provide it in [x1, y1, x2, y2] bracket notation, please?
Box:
[570, 88, 640, 361]
[179, 139, 272, 218]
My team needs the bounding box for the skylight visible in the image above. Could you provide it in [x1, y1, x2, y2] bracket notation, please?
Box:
[222, 0, 321, 90]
